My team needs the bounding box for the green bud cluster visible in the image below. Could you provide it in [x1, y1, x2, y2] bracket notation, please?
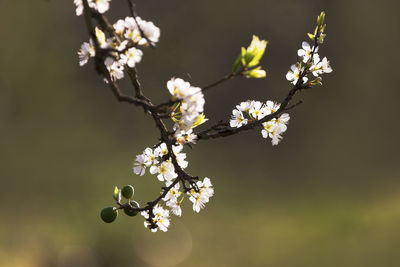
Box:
[307, 11, 327, 44]
[100, 184, 140, 223]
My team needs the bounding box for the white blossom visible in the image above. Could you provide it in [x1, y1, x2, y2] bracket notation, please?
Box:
[188, 177, 214, 213]
[113, 19, 126, 35]
[75, 1, 111, 17]
[143, 147, 158, 166]
[74, 0, 86, 17]
[230, 109, 248, 128]
[119, 47, 143, 68]
[167, 78, 207, 133]
[104, 57, 124, 81]
[136, 17, 161, 45]
[261, 113, 290, 145]
[167, 201, 182, 217]
[174, 129, 197, 145]
[319, 57, 333, 74]
[141, 205, 170, 232]
[133, 154, 148, 176]
[150, 160, 177, 182]
[167, 78, 191, 99]
[154, 143, 168, 158]
[265, 100, 280, 115]
[297, 41, 318, 63]
[78, 40, 95, 66]
[163, 183, 183, 217]
[93, 0, 111, 14]
[286, 64, 308, 85]
[249, 101, 268, 120]
[172, 145, 188, 169]
[236, 100, 254, 113]
[124, 17, 142, 43]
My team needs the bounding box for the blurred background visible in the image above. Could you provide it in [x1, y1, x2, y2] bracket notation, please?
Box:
[1, 0, 399, 266]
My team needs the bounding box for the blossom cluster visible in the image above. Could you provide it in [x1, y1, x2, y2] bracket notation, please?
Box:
[82, 4, 333, 234]
[286, 33, 332, 86]
[74, 0, 111, 16]
[133, 142, 214, 232]
[167, 78, 207, 145]
[76, 8, 160, 83]
[230, 100, 290, 145]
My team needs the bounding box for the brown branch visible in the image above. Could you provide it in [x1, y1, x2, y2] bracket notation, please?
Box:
[80, 2, 327, 231]
[202, 73, 236, 92]
[196, 29, 323, 141]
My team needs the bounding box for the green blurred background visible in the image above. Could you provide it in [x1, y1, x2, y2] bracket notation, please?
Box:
[1, 0, 399, 266]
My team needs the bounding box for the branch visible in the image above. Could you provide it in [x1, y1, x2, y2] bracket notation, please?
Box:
[196, 29, 323, 141]
[202, 73, 236, 92]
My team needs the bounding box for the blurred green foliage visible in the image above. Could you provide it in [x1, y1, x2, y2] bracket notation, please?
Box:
[0, 0, 399, 266]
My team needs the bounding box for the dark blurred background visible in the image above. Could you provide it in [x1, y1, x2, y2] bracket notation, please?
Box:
[1, 0, 399, 266]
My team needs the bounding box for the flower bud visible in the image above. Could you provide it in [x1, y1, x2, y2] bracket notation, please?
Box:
[317, 12, 326, 27]
[121, 185, 134, 199]
[101, 206, 118, 223]
[113, 186, 121, 201]
[307, 33, 315, 42]
[124, 200, 140, 216]
[244, 67, 266, 78]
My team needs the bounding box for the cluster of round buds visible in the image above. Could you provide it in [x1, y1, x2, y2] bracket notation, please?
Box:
[166, 78, 208, 145]
[230, 100, 290, 145]
[100, 185, 140, 223]
[74, 0, 111, 16]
